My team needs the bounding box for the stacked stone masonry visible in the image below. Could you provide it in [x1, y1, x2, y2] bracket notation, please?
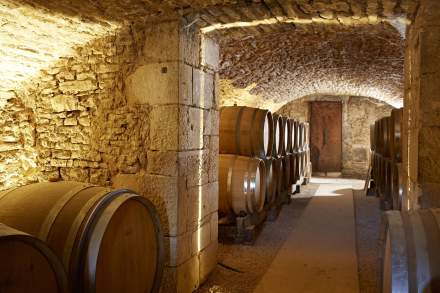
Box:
[277, 96, 393, 178]
[0, 7, 220, 292]
[404, 0, 440, 209]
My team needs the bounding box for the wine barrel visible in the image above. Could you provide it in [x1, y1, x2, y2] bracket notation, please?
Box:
[220, 106, 274, 158]
[382, 117, 391, 158]
[264, 158, 277, 206]
[282, 155, 291, 191]
[0, 182, 164, 293]
[284, 118, 294, 154]
[272, 157, 283, 201]
[292, 120, 299, 152]
[0, 223, 69, 293]
[390, 109, 403, 163]
[379, 158, 393, 210]
[272, 114, 284, 156]
[280, 116, 289, 155]
[289, 154, 298, 185]
[382, 209, 440, 292]
[305, 123, 310, 150]
[390, 163, 403, 210]
[219, 155, 266, 216]
[298, 123, 304, 151]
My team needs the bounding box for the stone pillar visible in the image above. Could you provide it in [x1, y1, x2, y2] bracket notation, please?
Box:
[113, 19, 219, 292]
[404, 0, 440, 209]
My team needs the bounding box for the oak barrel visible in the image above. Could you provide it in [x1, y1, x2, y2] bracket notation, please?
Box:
[382, 209, 440, 292]
[390, 109, 403, 163]
[281, 155, 291, 191]
[264, 158, 277, 206]
[219, 155, 266, 216]
[272, 114, 284, 156]
[390, 163, 403, 210]
[220, 106, 274, 158]
[0, 223, 69, 293]
[282, 117, 292, 154]
[0, 182, 164, 293]
[289, 154, 298, 185]
[272, 157, 283, 201]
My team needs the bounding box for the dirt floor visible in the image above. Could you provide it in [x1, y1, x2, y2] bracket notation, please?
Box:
[196, 179, 383, 293]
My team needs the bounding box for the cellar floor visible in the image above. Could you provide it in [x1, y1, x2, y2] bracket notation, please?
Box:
[197, 178, 382, 293]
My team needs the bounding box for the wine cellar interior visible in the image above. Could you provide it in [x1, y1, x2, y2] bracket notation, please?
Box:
[1, 0, 440, 292]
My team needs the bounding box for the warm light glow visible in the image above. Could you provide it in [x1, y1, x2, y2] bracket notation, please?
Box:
[201, 16, 410, 34]
[0, 1, 121, 105]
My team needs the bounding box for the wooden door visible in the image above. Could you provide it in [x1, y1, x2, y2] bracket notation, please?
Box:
[310, 101, 342, 173]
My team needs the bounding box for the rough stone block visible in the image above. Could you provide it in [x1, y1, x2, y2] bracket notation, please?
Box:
[125, 62, 179, 105]
[180, 22, 201, 67]
[59, 80, 97, 94]
[160, 255, 199, 293]
[150, 105, 179, 151]
[167, 233, 192, 267]
[147, 151, 178, 177]
[199, 241, 218, 284]
[50, 95, 80, 112]
[191, 217, 211, 256]
[112, 173, 179, 236]
[201, 36, 220, 71]
[179, 106, 203, 150]
[143, 21, 180, 63]
[187, 182, 217, 231]
[60, 168, 89, 182]
[179, 63, 193, 105]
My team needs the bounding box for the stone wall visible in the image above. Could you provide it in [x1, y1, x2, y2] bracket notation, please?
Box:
[0, 16, 219, 292]
[404, 0, 440, 209]
[111, 20, 220, 292]
[277, 96, 393, 178]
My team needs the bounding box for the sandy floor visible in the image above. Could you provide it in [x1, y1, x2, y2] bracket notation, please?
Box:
[196, 178, 382, 293]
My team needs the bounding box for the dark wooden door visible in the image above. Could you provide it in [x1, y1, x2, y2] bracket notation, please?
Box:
[310, 101, 342, 173]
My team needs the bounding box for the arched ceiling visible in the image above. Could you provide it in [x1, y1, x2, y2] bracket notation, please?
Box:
[219, 23, 405, 111]
[0, 0, 418, 106]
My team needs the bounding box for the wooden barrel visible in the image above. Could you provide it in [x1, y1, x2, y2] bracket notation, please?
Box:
[0, 182, 164, 293]
[0, 223, 69, 293]
[219, 155, 266, 216]
[379, 158, 393, 210]
[382, 209, 440, 292]
[382, 117, 391, 158]
[304, 123, 310, 150]
[280, 116, 289, 155]
[292, 120, 299, 152]
[282, 155, 291, 191]
[298, 123, 305, 151]
[264, 158, 277, 206]
[272, 114, 284, 156]
[375, 121, 381, 155]
[390, 163, 403, 210]
[272, 157, 283, 201]
[285, 118, 294, 154]
[220, 106, 274, 158]
[289, 154, 298, 185]
[390, 109, 403, 163]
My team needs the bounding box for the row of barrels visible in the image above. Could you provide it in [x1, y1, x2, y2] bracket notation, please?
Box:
[220, 106, 309, 159]
[370, 109, 403, 210]
[0, 182, 164, 293]
[218, 106, 311, 219]
[382, 209, 440, 292]
[219, 151, 311, 217]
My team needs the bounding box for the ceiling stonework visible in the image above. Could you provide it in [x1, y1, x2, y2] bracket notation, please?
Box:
[0, 0, 418, 105]
[219, 23, 405, 110]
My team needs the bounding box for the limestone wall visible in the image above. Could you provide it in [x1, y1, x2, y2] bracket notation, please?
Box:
[277, 96, 393, 178]
[404, 0, 440, 209]
[0, 17, 219, 292]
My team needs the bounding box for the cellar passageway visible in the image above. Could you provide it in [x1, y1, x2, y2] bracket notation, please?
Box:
[198, 178, 381, 293]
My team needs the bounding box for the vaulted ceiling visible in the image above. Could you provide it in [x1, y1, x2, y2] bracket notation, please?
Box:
[0, 0, 419, 107]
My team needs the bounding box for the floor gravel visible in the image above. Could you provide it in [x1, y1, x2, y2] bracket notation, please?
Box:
[196, 180, 382, 293]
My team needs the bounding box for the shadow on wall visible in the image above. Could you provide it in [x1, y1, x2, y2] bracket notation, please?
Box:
[0, 19, 149, 189]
